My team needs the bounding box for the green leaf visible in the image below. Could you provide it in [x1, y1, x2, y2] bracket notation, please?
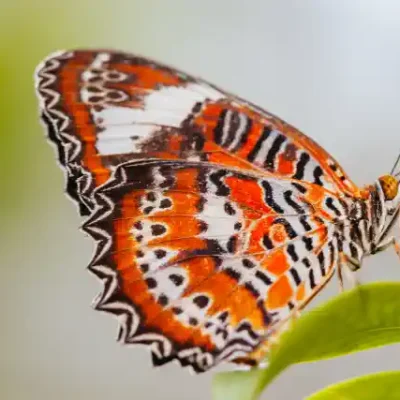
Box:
[212, 282, 400, 400]
[212, 369, 264, 400]
[306, 371, 400, 399]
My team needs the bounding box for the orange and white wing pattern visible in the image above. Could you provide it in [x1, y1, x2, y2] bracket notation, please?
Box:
[84, 160, 347, 370]
[35, 50, 363, 371]
[35, 50, 360, 215]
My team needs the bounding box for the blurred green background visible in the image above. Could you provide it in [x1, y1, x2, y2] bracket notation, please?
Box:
[1, 1, 400, 399]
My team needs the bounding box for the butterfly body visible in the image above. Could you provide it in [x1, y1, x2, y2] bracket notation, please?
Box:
[35, 50, 400, 372]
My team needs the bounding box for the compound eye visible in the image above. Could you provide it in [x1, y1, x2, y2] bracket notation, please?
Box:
[378, 175, 399, 200]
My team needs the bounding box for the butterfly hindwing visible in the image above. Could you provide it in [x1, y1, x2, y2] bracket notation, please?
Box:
[83, 159, 346, 370]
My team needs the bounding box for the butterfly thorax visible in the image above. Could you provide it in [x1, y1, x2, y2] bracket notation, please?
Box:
[344, 175, 400, 266]
[373, 175, 400, 244]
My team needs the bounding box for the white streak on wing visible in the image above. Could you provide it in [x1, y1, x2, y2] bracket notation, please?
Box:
[253, 129, 280, 165]
[90, 81, 225, 155]
[91, 52, 110, 68]
[95, 137, 135, 155]
[94, 106, 184, 126]
[81, 70, 96, 82]
[228, 113, 248, 150]
[95, 82, 224, 127]
[220, 109, 232, 145]
[151, 166, 167, 187]
[96, 124, 157, 155]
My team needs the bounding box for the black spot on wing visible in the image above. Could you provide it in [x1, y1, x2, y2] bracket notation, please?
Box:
[248, 126, 272, 162]
[209, 170, 230, 196]
[302, 257, 311, 268]
[317, 251, 326, 276]
[287, 243, 299, 262]
[292, 182, 307, 194]
[325, 197, 342, 217]
[255, 270, 273, 285]
[244, 281, 260, 298]
[213, 109, 228, 145]
[284, 190, 305, 214]
[309, 269, 316, 289]
[193, 295, 209, 309]
[263, 234, 274, 250]
[293, 152, 310, 180]
[299, 216, 312, 232]
[302, 236, 313, 251]
[264, 133, 286, 170]
[313, 166, 324, 186]
[261, 181, 285, 213]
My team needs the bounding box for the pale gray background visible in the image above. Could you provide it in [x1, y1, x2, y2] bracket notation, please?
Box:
[2, 1, 400, 399]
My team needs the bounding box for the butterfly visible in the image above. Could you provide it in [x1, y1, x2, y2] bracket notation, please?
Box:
[34, 49, 400, 373]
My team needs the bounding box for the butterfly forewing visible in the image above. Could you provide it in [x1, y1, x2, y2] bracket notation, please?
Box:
[35, 50, 360, 214]
[35, 49, 360, 371]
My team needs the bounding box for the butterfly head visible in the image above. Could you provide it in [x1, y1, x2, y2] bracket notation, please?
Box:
[377, 174, 400, 221]
[379, 175, 399, 202]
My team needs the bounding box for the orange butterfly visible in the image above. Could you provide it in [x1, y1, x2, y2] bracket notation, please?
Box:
[35, 50, 400, 372]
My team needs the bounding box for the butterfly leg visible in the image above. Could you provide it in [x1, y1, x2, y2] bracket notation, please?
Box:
[337, 254, 344, 292]
[338, 253, 360, 292]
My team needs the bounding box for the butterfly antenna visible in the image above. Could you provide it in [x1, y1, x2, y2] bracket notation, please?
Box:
[390, 151, 400, 176]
